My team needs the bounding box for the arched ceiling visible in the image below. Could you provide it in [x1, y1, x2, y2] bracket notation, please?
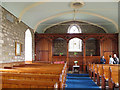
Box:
[1, 0, 119, 33]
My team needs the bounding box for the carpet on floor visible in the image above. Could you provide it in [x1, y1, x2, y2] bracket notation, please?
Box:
[65, 73, 101, 90]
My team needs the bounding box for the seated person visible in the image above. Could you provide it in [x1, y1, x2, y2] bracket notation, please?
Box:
[109, 55, 114, 64]
[100, 56, 106, 64]
[113, 54, 119, 64]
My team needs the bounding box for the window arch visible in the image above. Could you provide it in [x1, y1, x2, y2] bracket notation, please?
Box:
[25, 29, 32, 61]
[68, 24, 82, 52]
[68, 24, 81, 33]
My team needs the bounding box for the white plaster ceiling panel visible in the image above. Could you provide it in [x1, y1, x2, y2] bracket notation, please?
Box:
[22, 2, 72, 28]
[36, 13, 117, 33]
[81, 2, 118, 23]
[1, 1, 119, 33]
[2, 2, 34, 17]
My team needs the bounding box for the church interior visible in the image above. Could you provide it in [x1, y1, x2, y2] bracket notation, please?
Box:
[0, 0, 120, 89]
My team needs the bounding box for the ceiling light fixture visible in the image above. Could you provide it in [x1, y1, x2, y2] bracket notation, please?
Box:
[70, 0, 85, 9]
[70, 0, 85, 24]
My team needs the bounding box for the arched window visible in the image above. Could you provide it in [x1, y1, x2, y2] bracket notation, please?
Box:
[25, 29, 32, 61]
[68, 24, 82, 52]
[68, 24, 81, 33]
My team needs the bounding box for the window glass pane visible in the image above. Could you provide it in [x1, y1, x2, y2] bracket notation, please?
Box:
[69, 26, 79, 33]
[68, 25, 82, 52]
[69, 38, 82, 52]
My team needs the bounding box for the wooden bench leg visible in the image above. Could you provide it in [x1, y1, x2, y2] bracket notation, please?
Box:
[91, 72, 93, 79]
[101, 76, 106, 90]
[109, 80, 114, 90]
[93, 72, 96, 82]
[89, 70, 91, 77]
[97, 74, 100, 86]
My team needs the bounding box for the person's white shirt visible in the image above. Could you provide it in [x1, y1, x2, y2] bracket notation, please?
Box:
[109, 57, 114, 64]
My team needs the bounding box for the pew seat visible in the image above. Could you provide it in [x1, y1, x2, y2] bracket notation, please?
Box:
[0, 62, 67, 89]
[88, 64, 120, 90]
[109, 66, 120, 89]
[2, 79, 59, 88]
[1, 72, 60, 82]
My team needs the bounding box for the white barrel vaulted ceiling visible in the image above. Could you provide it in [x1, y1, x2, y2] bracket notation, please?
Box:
[1, 0, 119, 33]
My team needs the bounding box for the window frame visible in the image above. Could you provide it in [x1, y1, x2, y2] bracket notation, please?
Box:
[68, 24, 82, 52]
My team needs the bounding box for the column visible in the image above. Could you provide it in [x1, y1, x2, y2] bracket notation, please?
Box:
[67, 41, 69, 68]
[99, 39, 103, 57]
[50, 39, 53, 63]
[119, 32, 120, 58]
[83, 40, 86, 72]
[118, 2, 120, 87]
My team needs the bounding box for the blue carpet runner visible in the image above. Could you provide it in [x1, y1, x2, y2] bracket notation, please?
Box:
[65, 73, 101, 90]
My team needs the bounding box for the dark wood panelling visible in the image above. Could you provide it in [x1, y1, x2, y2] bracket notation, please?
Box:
[52, 56, 67, 62]
[86, 38, 100, 56]
[35, 33, 118, 71]
[86, 56, 101, 64]
[68, 56, 83, 71]
[101, 38, 118, 64]
[35, 38, 52, 62]
[104, 52, 113, 64]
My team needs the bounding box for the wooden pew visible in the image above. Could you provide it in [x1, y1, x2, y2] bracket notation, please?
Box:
[13, 64, 25, 67]
[1, 62, 68, 85]
[101, 65, 119, 89]
[109, 65, 120, 89]
[88, 63, 103, 86]
[1, 72, 60, 82]
[88, 63, 92, 77]
[2, 79, 59, 88]
[0, 68, 63, 75]
[89, 64, 94, 79]
[93, 64, 98, 82]
[90, 64, 103, 86]
[60, 62, 67, 88]
[0, 62, 67, 89]
[101, 65, 110, 89]
[95, 64, 119, 90]
[88, 64, 120, 90]
[12, 64, 64, 75]
[97, 64, 103, 86]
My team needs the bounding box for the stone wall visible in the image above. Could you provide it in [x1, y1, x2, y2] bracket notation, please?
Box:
[86, 38, 98, 56]
[118, 1, 120, 58]
[0, 5, 2, 90]
[53, 38, 67, 56]
[45, 21, 105, 56]
[0, 6, 35, 67]
[45, 21, 106, 33]
[0, 5, 2, 64]
[119, 33, 120, 57]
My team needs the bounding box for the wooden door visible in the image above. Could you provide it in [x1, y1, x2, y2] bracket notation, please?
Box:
[39, 51, 49, 61]
[35, 38, 50, 62]
[104, 52, 113, 64]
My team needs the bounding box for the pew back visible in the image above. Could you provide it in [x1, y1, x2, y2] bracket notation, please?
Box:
[2, 79, 58, 88]
[110, 66, 120, 85]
